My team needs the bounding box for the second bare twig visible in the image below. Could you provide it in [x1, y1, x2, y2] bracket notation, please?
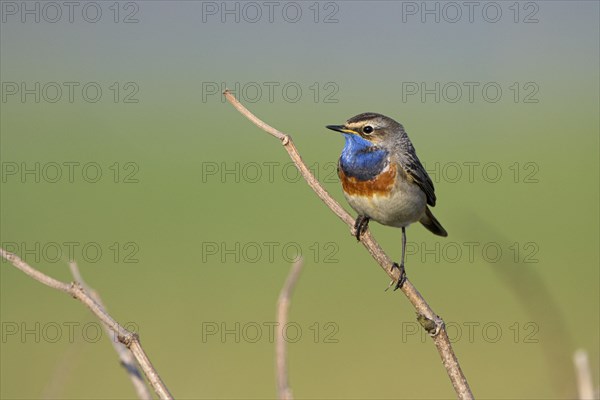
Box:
[276, 258, 304, 400]
[1, 248, 173, 400]
[69, 261, 152, 400]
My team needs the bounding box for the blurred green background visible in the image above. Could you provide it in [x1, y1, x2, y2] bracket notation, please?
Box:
[1, 1, 598, 399]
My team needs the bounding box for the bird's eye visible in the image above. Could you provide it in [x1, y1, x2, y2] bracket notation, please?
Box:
[362, 125, 374, 134]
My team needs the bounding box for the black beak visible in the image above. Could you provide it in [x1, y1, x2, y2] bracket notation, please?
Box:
[326, 125, 349, 133]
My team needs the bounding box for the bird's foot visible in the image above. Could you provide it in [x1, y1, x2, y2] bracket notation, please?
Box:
[385, 262, 407, 291]
[353, 215, 370, 241]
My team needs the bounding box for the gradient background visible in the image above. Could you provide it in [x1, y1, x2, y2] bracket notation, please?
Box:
[1, 1, 599, 399]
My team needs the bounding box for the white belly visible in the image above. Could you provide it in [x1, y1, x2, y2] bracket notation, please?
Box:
[344, 178, 427, 228]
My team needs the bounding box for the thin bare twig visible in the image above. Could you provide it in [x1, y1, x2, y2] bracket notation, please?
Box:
[276, 258, 304, 400]
[224, 89, 473, 399]
[69, 261, 152, 400]
[574, 349, 595, 400]
[0, 248, 173, 400]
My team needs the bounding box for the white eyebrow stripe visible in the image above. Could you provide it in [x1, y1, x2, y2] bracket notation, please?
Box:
[346, 121, 381, 131]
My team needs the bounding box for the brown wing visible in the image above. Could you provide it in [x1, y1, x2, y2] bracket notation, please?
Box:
[398, 151, 436, 207]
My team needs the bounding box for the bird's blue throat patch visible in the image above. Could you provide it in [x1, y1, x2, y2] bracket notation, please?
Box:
[339, 134, 389, 181]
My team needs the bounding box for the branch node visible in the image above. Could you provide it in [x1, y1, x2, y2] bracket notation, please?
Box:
[417, 313, 444, 337]
[69, 281, 81, 298]
[280, 135, 290, 146]
[120, 332, 139, 348]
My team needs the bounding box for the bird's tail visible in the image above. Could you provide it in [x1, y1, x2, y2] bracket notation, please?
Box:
[420, 207, 448, 237]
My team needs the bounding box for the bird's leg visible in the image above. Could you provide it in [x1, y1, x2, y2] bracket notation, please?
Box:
[385, 262, 407, 291]
[353, 215, 370, 241]
[396, 227, 408, 290]
[386, 227, 408, 291]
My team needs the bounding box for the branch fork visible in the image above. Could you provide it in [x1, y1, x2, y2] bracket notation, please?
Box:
[1, 248, 171, 400]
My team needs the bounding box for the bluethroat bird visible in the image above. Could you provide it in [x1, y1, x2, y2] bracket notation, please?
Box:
[327, 113, 447, 290]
